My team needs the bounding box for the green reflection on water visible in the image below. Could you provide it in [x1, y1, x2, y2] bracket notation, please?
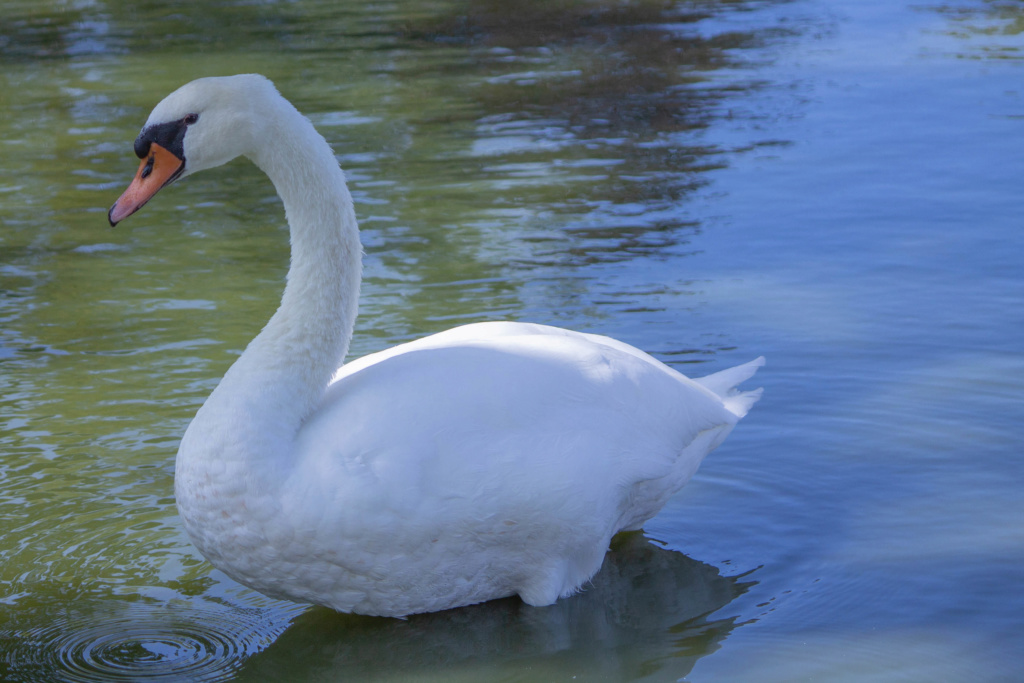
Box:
[939, 0, 1024, 59]
[2, 0, 779, 679]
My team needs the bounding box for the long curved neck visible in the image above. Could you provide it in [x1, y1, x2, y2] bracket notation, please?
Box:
[200, 97, 361, 449]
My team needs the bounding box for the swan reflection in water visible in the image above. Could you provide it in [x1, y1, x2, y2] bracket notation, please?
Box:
[238, 533, 754, 682]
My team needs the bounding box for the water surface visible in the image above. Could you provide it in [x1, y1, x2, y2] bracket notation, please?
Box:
[1, 0, 1022, 680]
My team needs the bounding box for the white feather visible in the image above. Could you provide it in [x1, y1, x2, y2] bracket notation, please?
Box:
[131, 75, 766, 617]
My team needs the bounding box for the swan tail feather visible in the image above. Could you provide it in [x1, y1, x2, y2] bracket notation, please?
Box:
[694, 356, 765, 418]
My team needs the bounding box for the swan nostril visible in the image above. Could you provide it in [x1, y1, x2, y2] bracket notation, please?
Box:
[141, 155, 155, 179]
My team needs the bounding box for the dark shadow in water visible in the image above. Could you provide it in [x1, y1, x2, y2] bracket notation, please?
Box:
[235, 533, 754, 682]
[384, 0, 785, 281]
[404, 0, 759, 138]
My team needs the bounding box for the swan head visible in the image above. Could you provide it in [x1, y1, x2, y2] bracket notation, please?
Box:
[108, 74, 278, 226]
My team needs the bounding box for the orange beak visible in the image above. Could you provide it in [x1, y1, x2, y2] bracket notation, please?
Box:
[108, 142, 185, 226]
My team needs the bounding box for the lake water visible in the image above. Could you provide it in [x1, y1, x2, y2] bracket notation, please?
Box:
[1, 0, 1022, 680]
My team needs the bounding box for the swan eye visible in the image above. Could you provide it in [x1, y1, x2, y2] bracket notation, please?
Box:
[184, 113, 199, 125]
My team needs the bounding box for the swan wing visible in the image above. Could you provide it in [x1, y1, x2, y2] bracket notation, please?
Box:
[294, 322, 734, 540]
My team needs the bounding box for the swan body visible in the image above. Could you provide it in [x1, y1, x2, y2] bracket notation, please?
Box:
[109, 74, 763, 617]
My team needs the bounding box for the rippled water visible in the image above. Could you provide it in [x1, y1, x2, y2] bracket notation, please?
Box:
[2, 0, 1022, 680]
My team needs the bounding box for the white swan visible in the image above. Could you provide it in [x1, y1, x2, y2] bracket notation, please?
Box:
[108, 74, 764, 618]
